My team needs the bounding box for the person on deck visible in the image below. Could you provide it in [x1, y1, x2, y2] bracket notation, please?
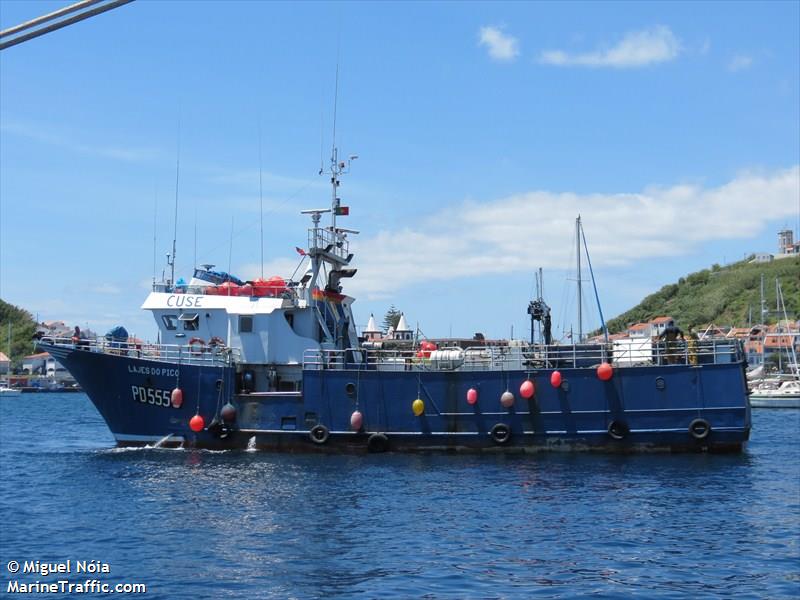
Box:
[72, 326, 87, 349]
[686, 327, 699, 365]
[658, 324, 685, 364]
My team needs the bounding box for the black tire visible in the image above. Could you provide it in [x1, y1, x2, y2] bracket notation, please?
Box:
[607, 420, 629, 440]
[688, 418, 711, 440]
[367, 432, 389, 453]
[309, 424, 330, 445]
[490, 423, 511, 445]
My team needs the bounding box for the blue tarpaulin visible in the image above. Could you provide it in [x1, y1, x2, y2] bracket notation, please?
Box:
[105, 326, 129, 342]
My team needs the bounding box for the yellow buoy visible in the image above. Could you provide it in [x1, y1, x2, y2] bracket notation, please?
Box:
[412, 398, 425, 416]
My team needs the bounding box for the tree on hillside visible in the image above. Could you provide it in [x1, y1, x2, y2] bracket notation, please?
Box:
[0, 299, 37, 367]
[382, 305, 402, 333]
[598, 256, 800, 336]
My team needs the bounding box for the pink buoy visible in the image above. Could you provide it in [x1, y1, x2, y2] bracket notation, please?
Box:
[550, 371, 562, 388]
[170, 387, 183, 408]
[466, 388, 478, 405]
[500, 390, 515, 408]
[350, 410, 363, 430]
[189, 414, 205, 432]
[597, 362, 614, 381]
[520, 380, 535, 399]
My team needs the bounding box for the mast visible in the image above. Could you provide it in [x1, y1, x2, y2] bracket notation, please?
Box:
[576, 215, 582, 343]
[580, 221, 608, 343]
[760, 273, 766, 324]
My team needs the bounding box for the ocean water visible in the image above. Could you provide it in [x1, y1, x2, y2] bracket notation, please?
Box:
[1, 394, 798, 599]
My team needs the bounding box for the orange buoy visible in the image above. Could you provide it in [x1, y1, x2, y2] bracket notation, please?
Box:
[189, 415, 205, 432]
[520, 380, 535, 399]
[597, 362, 614, 381]
[170, 387, 183, 409]
[466, 388, 478, 405]
[550, 371, 562, 388]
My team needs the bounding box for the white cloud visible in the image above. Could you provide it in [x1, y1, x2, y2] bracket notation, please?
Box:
[727, 55, 754, 72]
[91, 283, 122, 295]
[338, 167, 799, 300]
[478, 26, 519, 62]
[0, 118, 161, 162]
[539, 25, 681, 68]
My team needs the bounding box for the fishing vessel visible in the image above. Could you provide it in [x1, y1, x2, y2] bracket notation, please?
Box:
[37, 150, 751, 453]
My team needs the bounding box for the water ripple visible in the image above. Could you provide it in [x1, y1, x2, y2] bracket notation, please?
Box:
[1, 394, 798, 599]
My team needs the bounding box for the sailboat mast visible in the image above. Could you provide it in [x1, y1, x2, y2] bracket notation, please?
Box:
[576, 215, 582, 343]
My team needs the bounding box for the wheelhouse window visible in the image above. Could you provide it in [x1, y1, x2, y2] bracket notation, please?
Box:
[179, 313, 199, 331]
[239, 315, 253, 333]
[162, 315, 178, 330]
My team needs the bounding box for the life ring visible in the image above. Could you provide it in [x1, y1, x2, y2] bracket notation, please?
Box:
[188, 337, 206, 355]
[367, 432, 389, 453]
[489, 423, 511, 445]
[309, 424, 330, 445]
[607, 420, 629, 440]
[207, 336, 226, 351]
[688, 418, 711, 440]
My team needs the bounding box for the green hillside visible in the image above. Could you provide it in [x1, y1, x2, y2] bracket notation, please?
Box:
[604, 256, 800, 334]
[0, 299, 37, 366]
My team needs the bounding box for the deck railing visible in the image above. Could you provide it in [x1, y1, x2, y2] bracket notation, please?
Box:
[38, 336, 239, 367]
[303, 339, 745, 372]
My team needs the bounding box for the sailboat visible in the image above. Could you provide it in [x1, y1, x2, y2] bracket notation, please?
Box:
[749, 277, 799, 408]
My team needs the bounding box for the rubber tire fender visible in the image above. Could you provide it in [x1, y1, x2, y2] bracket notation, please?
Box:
[490, 423, 511, 445]
[367, 432, 389, 453]
[688, 418, 711, 440]
[607, 420, 630, 440]
[309, 424, 330, 445]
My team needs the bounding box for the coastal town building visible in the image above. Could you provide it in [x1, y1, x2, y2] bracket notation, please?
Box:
[22, 351, 67, 378]
[750, 252, 774, 264]
[626, 317, 675, 338]
[362, 314, 382, 342]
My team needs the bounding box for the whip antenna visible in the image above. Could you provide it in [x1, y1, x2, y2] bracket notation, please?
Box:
[169, 116, 181, 286]
[258, 118, 265, 279]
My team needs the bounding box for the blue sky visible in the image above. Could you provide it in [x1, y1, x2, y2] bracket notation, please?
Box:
[1, 1, 798, 341]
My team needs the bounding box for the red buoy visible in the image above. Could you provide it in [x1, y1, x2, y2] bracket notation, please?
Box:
[466, 388, 478, 405]
[597, 362, 614, 381]
[170, 387, 183, 409]
[520, 380, 535, 399]
[189, 415, 205, 432]
[350, 410, 363, 430]
[550, 371, 562, 388]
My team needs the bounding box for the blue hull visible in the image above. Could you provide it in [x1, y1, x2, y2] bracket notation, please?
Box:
[42, 343, 751, 453]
